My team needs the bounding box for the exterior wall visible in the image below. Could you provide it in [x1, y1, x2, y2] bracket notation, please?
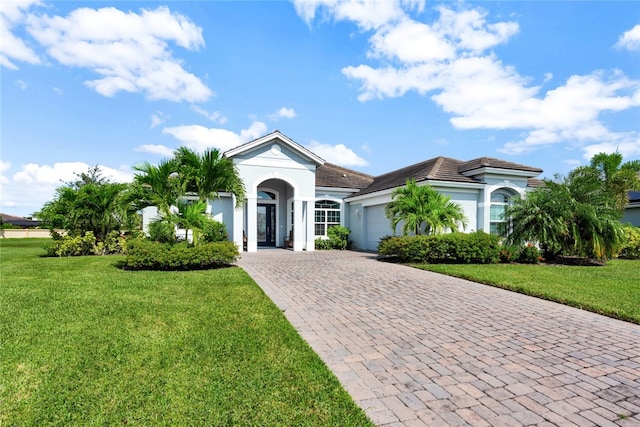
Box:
[622, 206, 640, 227]
[208, 195, 234, 240]
[364, 204, 392, 251]
[346, 202, 365, 250]
[232, 140, 318, 252]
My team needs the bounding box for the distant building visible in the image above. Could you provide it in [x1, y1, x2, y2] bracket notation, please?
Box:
[1, 213, 42, 228]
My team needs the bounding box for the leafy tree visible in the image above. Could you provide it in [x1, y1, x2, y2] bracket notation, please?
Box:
[38, 168, 135, 241]
[385, 179, 467, 236]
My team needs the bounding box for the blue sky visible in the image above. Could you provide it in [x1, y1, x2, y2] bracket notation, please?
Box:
[2, 0, 639, 217]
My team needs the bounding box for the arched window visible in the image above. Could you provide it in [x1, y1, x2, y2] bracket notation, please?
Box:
[257, 191, 275, 200]
[489, 190, 512, 236]
[315, 200, 340, 237]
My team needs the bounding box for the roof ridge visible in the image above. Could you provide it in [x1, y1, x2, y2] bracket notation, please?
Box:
[427, 156, 445, 179]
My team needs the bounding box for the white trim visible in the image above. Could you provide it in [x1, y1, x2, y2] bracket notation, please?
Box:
[345, 180, 484, 203]
[234, 157, 317, 170]
[461, 167, 540, 178]
[224, 131, 325, 165]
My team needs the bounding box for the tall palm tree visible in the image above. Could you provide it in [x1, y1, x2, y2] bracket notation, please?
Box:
[571, 151, 640, 211]
[173, 147, 245, 207]
[385, 179, 467, 236]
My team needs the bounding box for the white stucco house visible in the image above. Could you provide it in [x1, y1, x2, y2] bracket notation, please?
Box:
[142, 130, 544, 252]
[623, 191, 640, 227]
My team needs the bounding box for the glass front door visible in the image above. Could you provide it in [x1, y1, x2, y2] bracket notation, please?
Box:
[257, 204, 276, 247]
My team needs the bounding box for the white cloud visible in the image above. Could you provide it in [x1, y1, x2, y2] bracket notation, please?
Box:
[269, 107, 296, 120]
[564, 159, 582, 167]
[53, 86, 63, 95]
[1, 161, 133, 216]
[293, 0, 408, 31]
[26, 6, 212, 102]
[135, 144, 174, 157]
[306, 140, 368, 167]
[162, 121, 268, 153]
[300, 3, 640, 161]
[615, 24, 640, 51]
[150, 112, 167, 129]
[15, 79, 27, 89]
[0, 0, 41, 69]
[191, 105, 226, 123]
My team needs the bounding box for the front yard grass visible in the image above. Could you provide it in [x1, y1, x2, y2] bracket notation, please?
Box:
[415, 259, 640, 324]
[0, 239, 373, 426]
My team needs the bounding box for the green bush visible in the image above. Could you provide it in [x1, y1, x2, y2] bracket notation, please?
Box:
[518, 244, 542, 264]
[315, 226, 351, 250]
[327, 225, 351, 250]
[43, 231, 98, 257]
[148, 219, 177, 243]
[203, 220, 228, 243]
[619, 225, 640, 259]
[499, 244, 519, 263]
[378, 231, 501, 264]
[121, 239, 239, 270]
[42, 231, 128, 257]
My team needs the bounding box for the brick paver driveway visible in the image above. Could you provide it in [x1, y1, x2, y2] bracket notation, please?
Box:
[237, 250, 640, 426]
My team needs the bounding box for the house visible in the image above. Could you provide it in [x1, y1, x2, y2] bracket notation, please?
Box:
[0, 213, 42, 228]
[623, 191, 640, 227]
[142, 131, 543, 251]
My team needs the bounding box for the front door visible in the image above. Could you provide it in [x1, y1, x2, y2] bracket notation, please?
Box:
[257, 204, 276, 247]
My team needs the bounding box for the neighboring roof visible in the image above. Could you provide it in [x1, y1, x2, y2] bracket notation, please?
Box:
[458, 157, 543, 174]
[628, 191, 640, 204]
[315, 163, 374, 190]
[224, 130, 325, 165]
[1, 213, 42, 228]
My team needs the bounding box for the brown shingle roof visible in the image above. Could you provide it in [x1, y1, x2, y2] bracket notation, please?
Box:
[353, 157, 480, 196]
[315, 163, 374, 189]
[458, 157, 543, 174]
[349, 156, 543, 197]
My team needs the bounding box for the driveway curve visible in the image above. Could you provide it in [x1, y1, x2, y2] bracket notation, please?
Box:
[237, 250, 640, 427]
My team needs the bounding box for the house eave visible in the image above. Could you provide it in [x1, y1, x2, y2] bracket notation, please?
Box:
[346, 179, 485, 203]
[461, 167, 541, 178]
[224, 130, 325, 166]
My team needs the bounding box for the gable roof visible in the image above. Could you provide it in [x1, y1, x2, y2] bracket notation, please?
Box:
[352, 156, 543, 196]
[315, 163, 374, 189]
[223, 130, 325, 165]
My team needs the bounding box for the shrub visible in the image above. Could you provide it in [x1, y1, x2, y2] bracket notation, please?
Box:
[518, 244, 542, 264]
[378, 231, 501, 264]
[499, 244, 519, 263]
[202, 220, 228, 243]
[315, 238, 332, 250]
[121, 239, 239, 270]
[327, 225, 351, 250]
[43, 231, 98, 257]
[148, 219, 177, 243]
[618, 225, 640, 259]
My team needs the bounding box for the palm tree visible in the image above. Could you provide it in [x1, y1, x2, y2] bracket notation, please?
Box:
[385, 179, 467, 236]
[122, 159, 183, 217]
[505, 174, 625, 261]
[173, 147, 245, 207]
[169, 200, 211, 245]
[571, 151, 640, 211]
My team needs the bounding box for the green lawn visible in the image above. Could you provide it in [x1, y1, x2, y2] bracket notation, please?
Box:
[415, 260, 640, 324]
[0, 239, 373, 426]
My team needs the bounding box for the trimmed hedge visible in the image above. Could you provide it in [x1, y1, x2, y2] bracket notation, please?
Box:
[120, 239, 239, 271]
[315, 225, 351, 250]
[43, 231, 127, 257]
[378, 231, 501, 264]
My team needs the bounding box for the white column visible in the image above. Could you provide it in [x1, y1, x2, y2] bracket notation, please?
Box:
[293, 199, 303, 251]
[305, 200, 315, 251]
[232, 195, 244, 250]
[247, 196, 258, 252]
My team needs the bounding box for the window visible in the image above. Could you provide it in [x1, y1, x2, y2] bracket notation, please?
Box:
[489, 191, 512, 236]
[315, 200, 340, 237]
[257, 191, 275, 200]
